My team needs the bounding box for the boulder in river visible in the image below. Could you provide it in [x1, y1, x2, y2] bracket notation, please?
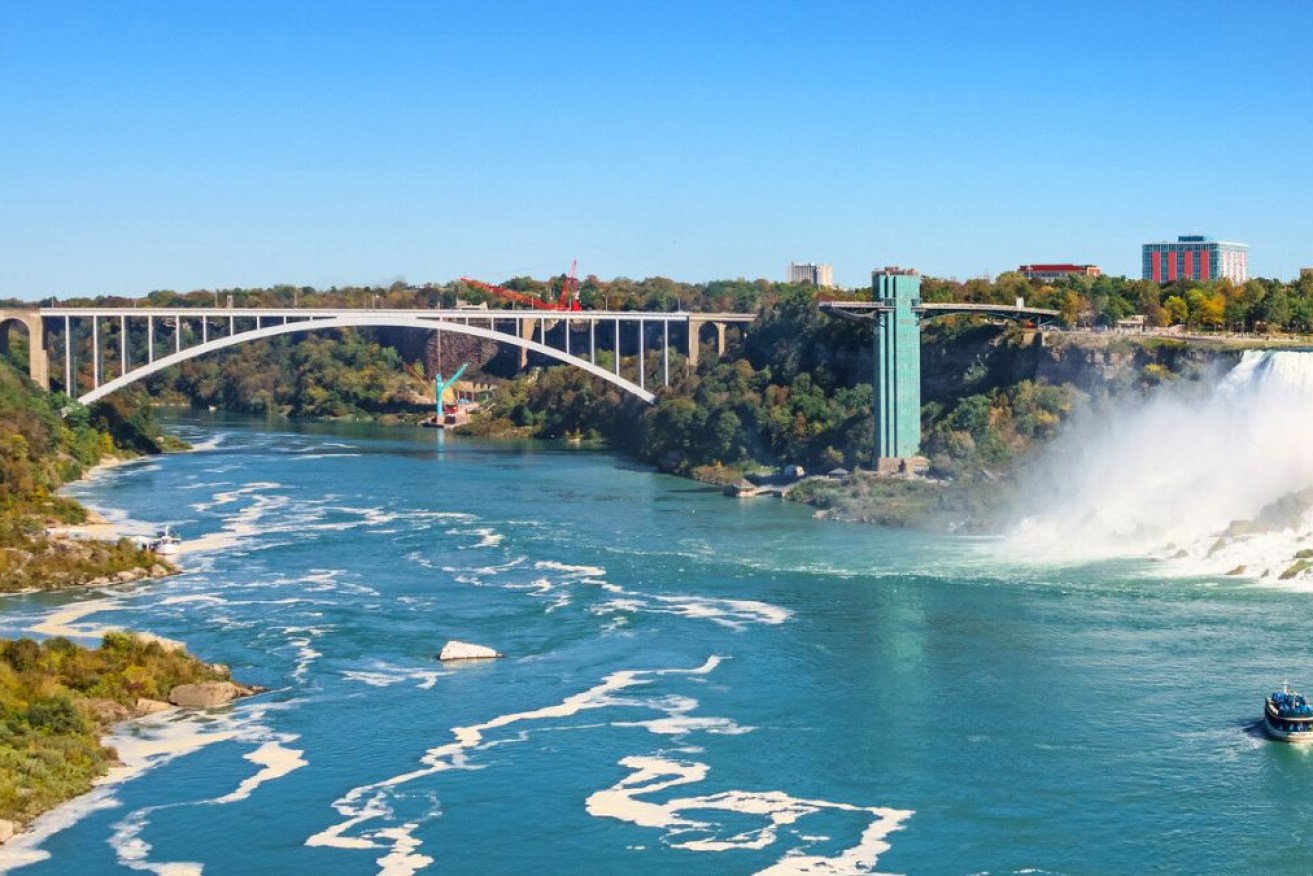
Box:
[0, 819, 14, 844]
[438, 640, 503, 661]
[168, 681, 250, 708]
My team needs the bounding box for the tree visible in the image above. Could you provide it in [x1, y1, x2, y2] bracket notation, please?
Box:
[1258, 286, 1291, 331]
[709, 410, 745, 462]
[1163, 295, 1188, 325]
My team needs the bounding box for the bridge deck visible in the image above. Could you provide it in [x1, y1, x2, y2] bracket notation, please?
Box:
[37, 306, 755, 323]
[819, 300, 1059, 321]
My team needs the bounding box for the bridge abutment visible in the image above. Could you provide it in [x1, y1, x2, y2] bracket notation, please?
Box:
[0, 309, 49, 390]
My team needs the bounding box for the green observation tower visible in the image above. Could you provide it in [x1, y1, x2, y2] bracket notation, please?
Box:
[871, 268, 921, 460]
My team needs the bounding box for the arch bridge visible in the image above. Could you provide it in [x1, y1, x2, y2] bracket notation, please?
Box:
[1, 307, 755, 406]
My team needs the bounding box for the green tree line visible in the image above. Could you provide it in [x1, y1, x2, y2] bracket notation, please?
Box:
[0, 632, 229, 824]
[0, 359, 173, 590]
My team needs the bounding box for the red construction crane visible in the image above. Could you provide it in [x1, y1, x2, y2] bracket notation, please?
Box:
[556, 260, 581, 310]
[459, 277, 558, 310]
[459, 262, 582, 311]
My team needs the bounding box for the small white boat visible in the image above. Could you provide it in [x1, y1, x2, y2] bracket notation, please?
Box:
[1264, 682, 1313, 743]
[151, 526, 181, 556]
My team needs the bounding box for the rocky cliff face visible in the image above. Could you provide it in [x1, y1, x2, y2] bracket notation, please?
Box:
[380, 328, 506, 378]
[921, 326, 1239, 403]
[1028, 334, 1235, 394]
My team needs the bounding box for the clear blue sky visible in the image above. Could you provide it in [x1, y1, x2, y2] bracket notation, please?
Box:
[2, 1, 1310, 298]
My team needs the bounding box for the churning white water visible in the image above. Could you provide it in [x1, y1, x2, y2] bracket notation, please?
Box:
[1007, 350, 1313, 576]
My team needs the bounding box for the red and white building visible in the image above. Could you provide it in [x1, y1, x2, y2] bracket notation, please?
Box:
[1017, 264, 1102, 281]
[1142, 235, 1248, 283]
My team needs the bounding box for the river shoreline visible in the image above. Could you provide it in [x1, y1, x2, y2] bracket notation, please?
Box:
[0, 444, 262, 856]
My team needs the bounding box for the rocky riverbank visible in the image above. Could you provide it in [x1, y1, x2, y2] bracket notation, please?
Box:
[2, 462, 180, 593]
[0, 631, 261, 843]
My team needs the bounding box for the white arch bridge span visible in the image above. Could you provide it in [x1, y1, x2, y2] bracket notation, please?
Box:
[0, 307, 755, 405]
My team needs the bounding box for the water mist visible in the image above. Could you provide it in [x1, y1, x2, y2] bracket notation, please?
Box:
[1005, 350, 1313, 578]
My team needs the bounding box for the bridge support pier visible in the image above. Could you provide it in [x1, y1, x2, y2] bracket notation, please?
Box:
[518, 318, 535, 369]
[29, 319, 48, 390]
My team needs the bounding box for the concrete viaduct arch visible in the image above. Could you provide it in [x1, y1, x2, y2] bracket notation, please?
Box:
[0, 309, 48, 389]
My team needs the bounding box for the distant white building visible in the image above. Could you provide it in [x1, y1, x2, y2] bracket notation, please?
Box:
[787, 262, 833, 287]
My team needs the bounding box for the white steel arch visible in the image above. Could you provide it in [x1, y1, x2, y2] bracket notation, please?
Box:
[76, 314, 656, 406]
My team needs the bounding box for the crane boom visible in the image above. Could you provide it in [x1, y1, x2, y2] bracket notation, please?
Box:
[556, 260, 581, 310]
[459, 277, 559, 310]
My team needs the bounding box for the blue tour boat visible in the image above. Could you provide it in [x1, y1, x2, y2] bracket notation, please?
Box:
[1264, 682, 1313, 743]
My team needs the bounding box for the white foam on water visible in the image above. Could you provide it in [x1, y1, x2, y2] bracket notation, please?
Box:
[437, 557, 526, 576]
[29, 597, 125, 639]
[305, 657, 723, 868]
[190, 481, 283, 514]
[648, 594, 792, 629]
[616, 714, 754, 736]
[534, 560, 607, 578]
[105, 711, 308, 874]
[1140, 514, 1313, 584]
[375, 824, 435, 876]
[183, 488, 291, 554]
[157, 595, 228, 607]
[451, 527, 503, 549]
[504, 577, 573, 611]
[280, 626, 325, 684]
[586, 756, 912, 873]
[213, 742, 308, 804]
[0, 711, 248, 872]
[609, 694, 755, 737]
[184, 434, 227, 453]
[590, 584, 791, 631]
[330, 505, 402, 527]
[341, 660, 444, 690]
[0, 792, 121, 870]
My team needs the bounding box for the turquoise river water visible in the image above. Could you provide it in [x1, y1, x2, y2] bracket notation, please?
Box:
[2, 412, 1312, 874]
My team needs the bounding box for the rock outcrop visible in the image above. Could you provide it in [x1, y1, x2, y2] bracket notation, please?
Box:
[438, 640, 503, 661]
[84, 698, 132, 724]
[131, 631, 186, 653]
[0, 819, 13, 844]
[134, 698, 172, 714]
[167, 681, 254, 708]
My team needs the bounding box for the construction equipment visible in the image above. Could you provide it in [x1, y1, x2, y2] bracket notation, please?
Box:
[459, 263, 582, 311]
[556, 260, 581, 310]
[421, 362, 469, 428]
[459, 277, 556, 310]
[406, 360, 466, 417]
[434, 363, 468, 415]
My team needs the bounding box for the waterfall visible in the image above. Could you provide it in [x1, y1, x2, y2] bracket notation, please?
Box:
[1006, 350, 1313, 577]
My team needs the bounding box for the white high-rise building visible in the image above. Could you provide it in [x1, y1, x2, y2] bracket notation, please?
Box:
[787, 262, 833, 287]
